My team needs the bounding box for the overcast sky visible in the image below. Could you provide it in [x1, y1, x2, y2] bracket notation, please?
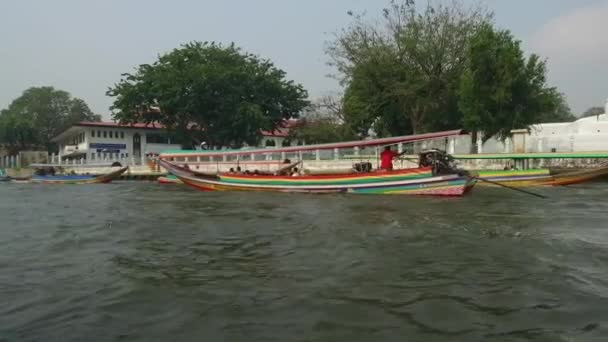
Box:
[1, 0, 607, 119]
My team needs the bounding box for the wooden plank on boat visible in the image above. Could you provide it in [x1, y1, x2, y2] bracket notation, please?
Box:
[29, 163, 116, 168]
[160, 129, 466, 158]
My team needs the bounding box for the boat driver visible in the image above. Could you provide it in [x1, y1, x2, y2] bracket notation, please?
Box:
[380, 146, 405, 171]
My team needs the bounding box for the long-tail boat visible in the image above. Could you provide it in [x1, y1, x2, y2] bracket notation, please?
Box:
[476, 164, 608, 187]
[159, 130, 477, 196]
[158, 174, 182, 184]
[29, 166, 129, 184]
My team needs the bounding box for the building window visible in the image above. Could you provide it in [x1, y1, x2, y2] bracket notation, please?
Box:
[146, 133, 171, 144]
[125, 153, 129, 158]
[103, 131, 107, 138]
[265, 140, 276, 147]
[91, 131, 95, 138]
[109, 131, 113, 139]
[121, 132, 125, 139]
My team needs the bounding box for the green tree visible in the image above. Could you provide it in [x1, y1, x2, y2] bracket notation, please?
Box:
[289, 96, 357, 144]
[581, 106, 604, 118]
[536, 90, 576, 123]
[288, 118, 348, 144]
[107, 41, 309, 148]
[328, 0, 490, 136]
[458, 24, 567, 143]
[0, 87, 99, 152]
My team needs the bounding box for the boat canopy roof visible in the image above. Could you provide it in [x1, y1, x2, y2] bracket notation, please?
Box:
[160, 129, 466, 158]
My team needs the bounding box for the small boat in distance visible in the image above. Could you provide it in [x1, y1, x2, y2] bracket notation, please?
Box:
[29, 166, 129, 184]
[158, 174, 182, 184]
[0, 169, 9, 182]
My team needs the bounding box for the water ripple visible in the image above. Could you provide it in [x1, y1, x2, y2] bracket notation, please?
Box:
[1, 182, 608, 341]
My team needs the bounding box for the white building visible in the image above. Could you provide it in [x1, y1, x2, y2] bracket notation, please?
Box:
[443, 99, 608, 154]
[51, 120, 302, 166]
[259, 119, 303, 147]
[521, 114, 608, 153]
[52, 122, 182, 165]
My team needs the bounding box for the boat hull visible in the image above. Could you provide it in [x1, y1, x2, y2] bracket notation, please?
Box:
[476, 166, 608, 187]
[160, 160, 476, 196]
[158, 175, 183, 184]
[30, 167, 128, 184]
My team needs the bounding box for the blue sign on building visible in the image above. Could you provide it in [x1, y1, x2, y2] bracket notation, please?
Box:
[90, 143, 126, 150]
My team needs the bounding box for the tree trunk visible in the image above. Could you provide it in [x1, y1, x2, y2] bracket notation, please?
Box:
[470, 131, 478, 154]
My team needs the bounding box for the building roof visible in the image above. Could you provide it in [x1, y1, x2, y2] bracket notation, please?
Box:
[52, 121, 168, 142]
[260, 119, 300, 137]
[54, 118, 301, 142]
[75, 121, 168, 129]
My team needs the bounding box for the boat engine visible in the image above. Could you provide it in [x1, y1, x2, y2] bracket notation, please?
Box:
[353, 162, 373, 173]
[418, 149, 468, 176]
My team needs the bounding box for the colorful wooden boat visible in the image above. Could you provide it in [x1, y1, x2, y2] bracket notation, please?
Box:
[476, 169, 551, 186]
[157, 130, 478, 196]
[158, 174, 183, 184]
[159, 159, 477, 196]
[475, 165, 608, 187]
[30, 166, 128, 184]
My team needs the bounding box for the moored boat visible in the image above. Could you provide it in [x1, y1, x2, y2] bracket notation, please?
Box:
[29, 166, 128, 184]
[476, 169, 551, 187]
[158, 174, 183, 184]
[475, 164, 608, 187]
[0, 169, 9, 182]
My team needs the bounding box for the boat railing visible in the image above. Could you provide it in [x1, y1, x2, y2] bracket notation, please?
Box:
[159, 147, 608, 175]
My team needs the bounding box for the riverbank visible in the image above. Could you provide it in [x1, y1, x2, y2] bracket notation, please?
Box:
[4, 151, 608, 179]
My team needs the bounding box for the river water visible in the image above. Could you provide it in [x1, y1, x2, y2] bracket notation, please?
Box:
[1, 182, 607, 341]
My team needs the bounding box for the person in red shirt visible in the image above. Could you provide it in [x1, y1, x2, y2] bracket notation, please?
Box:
[380, 146, 404, 171]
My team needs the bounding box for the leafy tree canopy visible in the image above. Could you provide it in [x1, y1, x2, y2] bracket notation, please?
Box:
[329, 0, 572, 145]
[329, 0, 490, 136]
[107, 41, 309, 148]
[459, 23, 573, 141]
[0, 86, 99, 152]
[289, 95, 357, 144]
